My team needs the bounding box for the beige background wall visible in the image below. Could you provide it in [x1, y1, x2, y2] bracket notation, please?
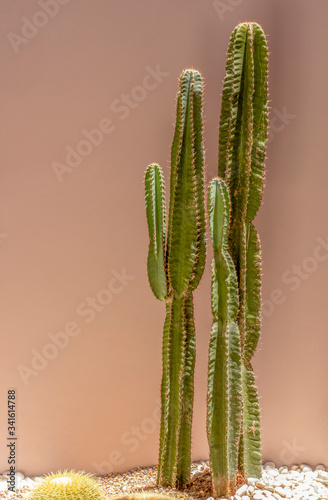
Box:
[1, 0, 327, 476]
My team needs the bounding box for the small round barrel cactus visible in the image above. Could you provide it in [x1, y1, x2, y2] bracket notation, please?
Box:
[28, 470, 107, 500]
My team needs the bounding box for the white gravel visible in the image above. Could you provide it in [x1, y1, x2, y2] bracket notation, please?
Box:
[226, 462, 328, 500]
[0, 462, 327, 500]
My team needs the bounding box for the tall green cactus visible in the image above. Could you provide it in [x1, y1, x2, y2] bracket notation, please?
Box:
[145, 69, 206, 489]
[207, 178, 242, 497]
[216, 21, 268, 482]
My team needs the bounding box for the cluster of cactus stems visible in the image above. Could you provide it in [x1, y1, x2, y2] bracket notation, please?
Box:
[145, 21, 268, 498]
[207, 178, 242, 497]
[207, 22, 268, 497]
[145, 69, 206, 488]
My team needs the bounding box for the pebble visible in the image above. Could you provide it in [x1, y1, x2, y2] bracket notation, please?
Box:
[2, 473, 24, 482]
[228, 462, 327, 500]
[317, 470, 328, 480]
[266, 469, 279, 477]
[275, 486, 286, 497]
[235, 484, 248, 496]
[256, 481, 265, 489]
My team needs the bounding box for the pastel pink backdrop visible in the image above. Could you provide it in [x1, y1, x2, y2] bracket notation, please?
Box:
[1, 0, 327, 475]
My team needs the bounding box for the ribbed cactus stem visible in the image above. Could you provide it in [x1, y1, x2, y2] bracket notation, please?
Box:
[145, 69, 206, 489]
[207, 179, 241, 498]
[218, 22, 268, 478]
[176, 290, 196, 488]
[145, 163, 167, 302]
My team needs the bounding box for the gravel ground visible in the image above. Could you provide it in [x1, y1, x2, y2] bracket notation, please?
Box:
[0, 461, 327, 500]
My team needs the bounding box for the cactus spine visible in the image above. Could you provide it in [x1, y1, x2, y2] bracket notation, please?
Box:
[145, 70, 206, 489]
[219, 21, 268, 480]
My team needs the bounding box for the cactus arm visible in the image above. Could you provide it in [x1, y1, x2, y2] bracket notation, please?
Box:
[241, 361, 262, 477]
[189, 72, 206, 291]
[145, 163, 167, 301]
[244, 223, 261, 361]
[227, 320, 242, 490]
[207, 179, 242, 497]
[167, 71, 189, 273]
[218, 23, 251, 189]
[247, 25, 269, 222]
[158, 301, 172, 482]
[208, 178, 230, 259]
[226, 248, 242, 491]
[218, 23, 255, 351]
[169, 73, 189, 211]
[218, 26, 237, 180]
[158, 294, 197, 489]
[230, 27, 254, 226]
[207, 244, 230, 495]
[159, 293, 185, 486]
[176, 290, 196, 488]
[205, 181, 225, 484]
[207, 319, 228, 497]
[241, 224, 261, 479]
[167, 71, 201, 296]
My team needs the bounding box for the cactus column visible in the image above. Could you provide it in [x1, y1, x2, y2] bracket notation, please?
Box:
[145, 69, 206, 489]
[218, 22, 269, 479]
[207, 178, 242, 497]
